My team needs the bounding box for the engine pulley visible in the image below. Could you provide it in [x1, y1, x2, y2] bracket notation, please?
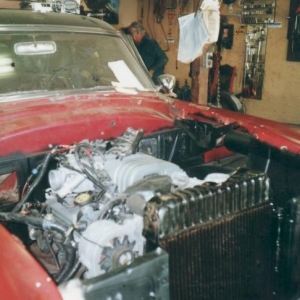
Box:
[99, 235, 135, 272]
[78, 219, 144, 278]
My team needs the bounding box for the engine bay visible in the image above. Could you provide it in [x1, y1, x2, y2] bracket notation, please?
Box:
[0, 125, 242, 282]
[1, 118, 300, 300]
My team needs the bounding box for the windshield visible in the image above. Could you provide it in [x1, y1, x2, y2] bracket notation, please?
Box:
[0, 32, 155, 95]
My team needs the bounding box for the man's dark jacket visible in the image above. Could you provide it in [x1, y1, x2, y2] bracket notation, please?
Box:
[136, 35, 168, 83]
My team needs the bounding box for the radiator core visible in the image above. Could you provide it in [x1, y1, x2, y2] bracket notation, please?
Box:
[143, 169, 275, 300]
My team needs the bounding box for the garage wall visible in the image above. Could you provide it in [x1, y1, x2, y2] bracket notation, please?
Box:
[245, 0, 300, 124]
[131, 0, 299, 124]
[133, 1, 195, 90]
[244, 0, 300, 124]
[1, 0, 19, 9]
[114, 0, 137, 29]
[221, 0, 299, 124]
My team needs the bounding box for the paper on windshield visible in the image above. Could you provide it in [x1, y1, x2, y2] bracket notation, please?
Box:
[108, 60, 143, 90]
[177, 12, 209, 64]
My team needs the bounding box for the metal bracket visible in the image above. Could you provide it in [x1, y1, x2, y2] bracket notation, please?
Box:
[202, 52, 213, 68]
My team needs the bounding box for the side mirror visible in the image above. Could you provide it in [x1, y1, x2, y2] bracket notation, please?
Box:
[157, 74, 176, 97]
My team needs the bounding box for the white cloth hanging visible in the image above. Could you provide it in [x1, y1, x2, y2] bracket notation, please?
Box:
[177, 12, 209, 64]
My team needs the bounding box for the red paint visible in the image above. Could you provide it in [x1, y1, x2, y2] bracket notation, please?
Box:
[1, 92, 300, 159]
[0, 171, 17, 190]
[178, 103, 300, 154]
[0, 92, 174, 156]
[0, 224, 62, 300]
[204, 147, 234, 163]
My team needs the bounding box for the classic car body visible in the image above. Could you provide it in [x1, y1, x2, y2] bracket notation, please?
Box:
[1, 10, 300, 300]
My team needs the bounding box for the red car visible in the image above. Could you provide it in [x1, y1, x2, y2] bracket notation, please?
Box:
[1, 9, 300, 300]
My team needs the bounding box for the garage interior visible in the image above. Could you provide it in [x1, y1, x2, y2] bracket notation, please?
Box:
[2, 0, 300, 125]
[1, 3, 300, 300]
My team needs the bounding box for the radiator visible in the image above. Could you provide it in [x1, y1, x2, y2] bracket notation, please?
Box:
[143, 169, 276, 300]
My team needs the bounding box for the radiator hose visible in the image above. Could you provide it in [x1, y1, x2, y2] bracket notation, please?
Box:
[0, 212, 77, 283]
[0, 212, 67, 236]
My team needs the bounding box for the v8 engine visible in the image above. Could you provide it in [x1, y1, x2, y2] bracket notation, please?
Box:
[44, 127, 225, 279]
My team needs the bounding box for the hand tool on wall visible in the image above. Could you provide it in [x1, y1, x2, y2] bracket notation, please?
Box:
[243, 24, 267, 100]
[240, 0, 276, 24]
[257, 38, 263, 62]
[154, 0, 166, 23]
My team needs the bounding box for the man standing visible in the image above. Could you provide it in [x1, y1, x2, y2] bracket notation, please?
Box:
[128, 22, 168, 84]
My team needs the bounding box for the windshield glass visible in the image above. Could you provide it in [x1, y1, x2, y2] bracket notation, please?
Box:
[0, 32, 155, 95]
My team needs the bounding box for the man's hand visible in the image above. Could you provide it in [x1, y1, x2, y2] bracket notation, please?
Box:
[149, 70, 154, 77]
